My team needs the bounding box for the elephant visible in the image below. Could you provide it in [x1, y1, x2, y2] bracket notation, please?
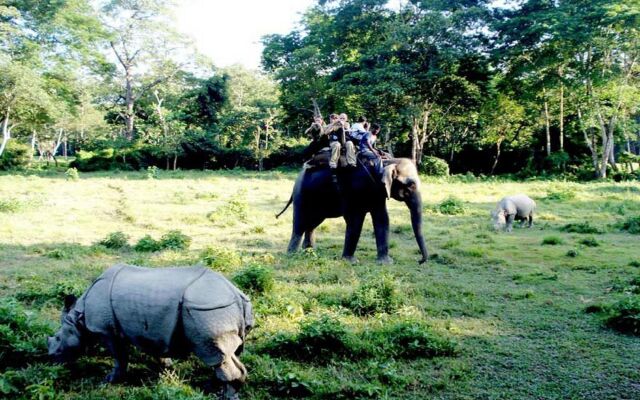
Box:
[278, 157, 428, 264]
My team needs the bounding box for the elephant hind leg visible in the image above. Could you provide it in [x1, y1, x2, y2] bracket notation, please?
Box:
[287, 230, 303, 253]
[303, 229, 316, 249]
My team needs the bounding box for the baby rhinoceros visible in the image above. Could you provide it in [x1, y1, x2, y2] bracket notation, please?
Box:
[48, 264, 254, 400]
[492, 194, 536, 232]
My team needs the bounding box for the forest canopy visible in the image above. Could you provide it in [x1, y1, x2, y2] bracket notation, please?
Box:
[1, 0, 638, 178]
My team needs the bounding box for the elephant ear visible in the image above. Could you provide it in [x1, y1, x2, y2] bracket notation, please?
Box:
[382, 164, 398, 199]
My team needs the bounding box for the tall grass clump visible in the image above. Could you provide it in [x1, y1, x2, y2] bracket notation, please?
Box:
[207, 192, 249, 225]
[64, 167, 79, 181]
[348, 274, 403, 316]
[98, 231, 130, 249]
[201, 246, 242, 271]
[541, 236, 564, 245]
[362, 320, 457, 359]
[232, 264, 274, 295]
[257, 313, 355, 362]
[0, 298, 53, 366]
[0, 198, 22, 213]
[606, 296, 640, 336]
[437, 196, 466, 215]
[545, 188, 576, 201]
[561, 222, 603, 234]
[158, 230, 191, 250]
[579, 237, 600, 247]
[133, 234, 162, 252]
[620, 216, 640, 234]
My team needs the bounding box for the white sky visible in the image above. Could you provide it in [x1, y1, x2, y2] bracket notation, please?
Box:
[175, 0, 317, 70]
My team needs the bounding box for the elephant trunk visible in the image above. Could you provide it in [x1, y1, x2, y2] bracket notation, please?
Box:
[406, 191, 428, 264]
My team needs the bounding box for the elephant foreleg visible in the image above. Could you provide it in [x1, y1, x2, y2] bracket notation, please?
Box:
[342, 210, 366, 262]
[370, 204, 392, 264]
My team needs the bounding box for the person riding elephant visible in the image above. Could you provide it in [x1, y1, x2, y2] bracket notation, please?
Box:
[277, 157, 428, 264]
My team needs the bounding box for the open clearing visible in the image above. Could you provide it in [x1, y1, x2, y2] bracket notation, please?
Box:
[1, 169, 639, 399]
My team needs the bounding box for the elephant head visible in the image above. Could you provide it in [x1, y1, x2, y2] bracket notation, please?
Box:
[382, 158, 428, 264]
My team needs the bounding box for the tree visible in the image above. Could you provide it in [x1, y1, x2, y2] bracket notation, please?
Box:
[102, 0, 195, 139]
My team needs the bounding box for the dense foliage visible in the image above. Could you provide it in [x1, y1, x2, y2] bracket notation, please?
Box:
[1, 0, 638, 176]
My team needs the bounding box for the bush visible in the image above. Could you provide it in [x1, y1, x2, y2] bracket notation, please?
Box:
[561, 222, 603, 234]
[98, 231, 130, 249]
[146, 165, 159, 179]
[362, 320, 457, 359]
[566, 249, 579, 257]
[437, 196, 466, 215]
[620, 216, 640, 234]
[546, 188, 576, 201]
[201, 246, 242, 271]
[541, 236, 563, 245]
[133, 235, 162, 252]
[16, 278, 86, 306]
[70, 148, 115, 172]
[258, 313, 354, 362]
[159, 230, 191, 250]
[419, 156, 449, 177]
[579, 237, 600, 247]
[348, 274, 403, 316]
[0, 198, 21, 213]
[232, 264, 274, 295]
[0, 141, 31, 170]
[0, 298, 53, 366]
[64, 167, 79, 181]
[606, 296, 640, 336]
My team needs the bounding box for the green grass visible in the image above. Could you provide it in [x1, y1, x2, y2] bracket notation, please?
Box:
[0, 169, 639, 399]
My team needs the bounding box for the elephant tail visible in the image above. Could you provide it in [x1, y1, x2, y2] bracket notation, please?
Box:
[275, 195, 293, 219]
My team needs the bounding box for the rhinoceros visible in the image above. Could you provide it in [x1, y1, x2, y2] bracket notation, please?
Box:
[47, 264, 254, 399]
[492, 194, 537, 232]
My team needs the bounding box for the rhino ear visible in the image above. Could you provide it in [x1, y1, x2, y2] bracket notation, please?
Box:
[63, 295, 77, 312]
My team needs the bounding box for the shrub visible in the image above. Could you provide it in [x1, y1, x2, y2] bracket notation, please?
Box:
[133, 235, 162, 252]
[146, 165, 159, 179]
[201, 246, 242, 271]
[606, 296, 640, 336]
[363, 320, 457, 359]
[546, 188, 576, 201]
[208, 194, 249, 225]
[0, 364, 66, 399]
[566, 249, 579, 257]
[159, 230, 191, 250]
[437, 196, 466, 215]
[98, 231, 130, 249]
[0, 198, 21, 213]
[70, 148, 115, 171]
[579, 237, 600, 247]
[348, 274, 403, 316]
[232, 264, 274, 295]
[0, 141, 31, 170]
[541, 236, 563, 245]
[561, 222, 603, 234]
[258, 313, 354, 361]
[630, 261, 640, 268]
[419, 156, 449, 177]
[16, 278, 86, 306]
[620, 216, 640, 234]
[64, 167, 79, 181]
[0, 298, 53, 366]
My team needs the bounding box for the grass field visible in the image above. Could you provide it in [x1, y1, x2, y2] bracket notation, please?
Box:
[1, 168, 639, 399]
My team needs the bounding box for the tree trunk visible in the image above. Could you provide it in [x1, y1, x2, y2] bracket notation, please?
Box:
[173, 153, 177, 170]
[490, 138, 503, 175]
[577, 108, 600, 177]
[30, 131, 37, 160]
[543, 95, 551, 156]
[0, 108, 11, 157]
[411, 116, 418, 164]
[559, 83, 564, 151]
[124, 72, 135, 140]
[384, 127, 394, 157]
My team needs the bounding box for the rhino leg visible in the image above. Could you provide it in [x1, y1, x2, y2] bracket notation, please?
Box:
[505, 214, 515, 232]
[528, 215, 533, 228]
[103, 336, 129, 383]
